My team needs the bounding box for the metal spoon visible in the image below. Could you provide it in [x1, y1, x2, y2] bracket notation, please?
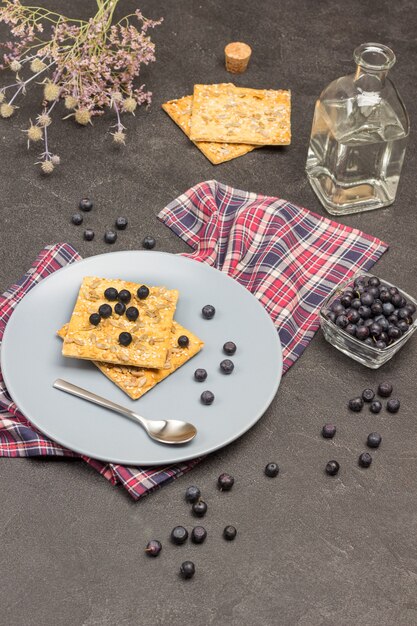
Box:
[53, 378, 197, 445]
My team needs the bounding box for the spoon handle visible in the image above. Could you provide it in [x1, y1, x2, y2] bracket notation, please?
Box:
[53, 378, 147, 430]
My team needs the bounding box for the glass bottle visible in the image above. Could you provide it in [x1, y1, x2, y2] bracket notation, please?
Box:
[306, 43, 409, 215]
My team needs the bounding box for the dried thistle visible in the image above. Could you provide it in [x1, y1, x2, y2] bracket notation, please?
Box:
[0, 0, 163, 174]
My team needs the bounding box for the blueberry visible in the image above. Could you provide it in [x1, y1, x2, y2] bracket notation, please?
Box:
[388, 313, 399, 324]
[114, 302, 126, 316]
[119, 331, 132, 346]
[386, 398, 400, 413]
[223, 525, 237, 541]
[345, 323, 357, 336]
[358, 305, 372, 319]
[171, 526, 188, 545]
[347, 309, 360, 324]
[115, 216, 128, 230]
[406, 302, 416, 315]
[185, 486, 201, 503]
[201, 390, 214, 405]
[178, 335, 189, 348]
[356, 325, 370, 340]
[327, 311, 337, 322]
[379, 332, 389, 344]
[83, 229, 95, 241]
[389, 286, 400, 297]
[340, 295, 352, 308]
[371, 302, 383, 316]
[79, 197, 93, 212]
[378, 382, 393, 397]
[192, 500, 208, 517]
[322, 424, 336, 439]
[397, 320, 410, 333]
[89, 313, 101, 326]
[358, 452, 372, 468]
[104, 287, 118, 301]
[368, 286, 380, 299]
[380, 291, 392, 303]
[391, 293, 402, 307]
[331, 303, 345, 317]
[364, 338, 374, 346]
[349, 397, 364, 412]
[145, 540, 162, 557]
[180, 561, 195, 579]
[126, 306, 139, 321]
[218, 473, 234, 491]
[367, 432, 382, 449]
[191, 526, 207, 544]
[370, 400, 382, 414]
[194, 368, 207, 382]
[104, 230, 117, 244]
[376, 317, 389, 332]
[363, 319, 374, 329]
[354, 276, 367, 287]
[220, 359, 234, 374]
[362, 389, 375, 402]
[336, 315, 349, 328]
[325, 460, 340, 476]
[398, 307, 410, 320]
[98, 303, 112, 318]
[375, 340, 387, 349]
[202, 305, 215, 319]
[223, 341, 237, 355]
[137, 285, 149, 300]
[118, 289, 131, 304]
[360, 292, 374, 306]
[369, 277, 380, 287]
[369, 323, 382, 338]
[388, 325, 402, 340]
[264, 462, 279, 477]
[399, 296, 407, 308]
[142, 236, 156, 250]
[71, 212, 83, 225]
[351, 298, 361, 310]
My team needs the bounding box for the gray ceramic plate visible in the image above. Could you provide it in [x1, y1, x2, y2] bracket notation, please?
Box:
[1, 251, 282, 465]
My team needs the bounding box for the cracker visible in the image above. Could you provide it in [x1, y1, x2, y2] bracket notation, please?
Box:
[62, 277, 179, 369]
[162, 95, 256, 165]
[189, 83, 291, 145]
[58, 322, 204, 400]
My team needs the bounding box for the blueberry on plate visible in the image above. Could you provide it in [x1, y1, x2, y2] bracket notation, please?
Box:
[191, 526, 207, 544]
[348, 397, 364, 412]
[264, 462, 279, 477]
[358, 452, 372, 468]
[180, 561, 195, 580]
[98, 303, 112, 318]
[126, 306, 139, 321]
[171, 526, 188, 545]
[378, 382, 393, 397]
[325, 460, 340, 476]
[119, 331, 132, 346]
[104, 230, 117, 244]
[142, 236, 156, 250]
[194, 369, 207, 382]
[185, 486, 201, 503]
[223, 341, 237, 355]
[118, 289, 131, 304]
[192, 500, 208, 517]
[114, 302, 126, 316]
[104, 287, 118, 301]
[201, 391, 214, 405]
[367, 432, 382, 448]
[137, 285, 149, 300]
[178, 335, 189, 348]
[79, 197, 93, 212]
[145, 540, 162, 557]
[202, 304, 215, 319]
[362, 389, 375, 402]
[223, 525, 237, 541]
[220, 359, 234, 374]
[386, 398, 400, 413]
[115, 216, 128, 230]
[89, 313, 101, 326]
[83, 229, 95, 241]
[71, 212, 83, 226]
[322, 424, 336, 439]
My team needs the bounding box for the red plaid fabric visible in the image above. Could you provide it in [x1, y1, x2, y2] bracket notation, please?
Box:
[0, 181, 388, 500]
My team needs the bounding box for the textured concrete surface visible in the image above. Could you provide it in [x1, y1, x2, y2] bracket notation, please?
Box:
[1, 1, 417, 625]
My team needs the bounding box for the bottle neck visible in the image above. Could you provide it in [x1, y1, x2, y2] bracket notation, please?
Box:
[354, 65, 388, 93]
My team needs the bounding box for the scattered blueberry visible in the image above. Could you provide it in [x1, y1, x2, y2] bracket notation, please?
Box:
[367, 433, 382, 449]
[104, 230, 117, 244]
[178, 335, 189, 348]
[171, 526, 188, 545]
[145, 540, 162, 557]
[264, 462, 279, 477]
[114, 302, 126, 316]
[180, 561, 195, 579]
[223, 526, 237, 541]
[191, 526, 207, 544]
[386, 398, 400, 413]
[89, 313, 101, 326]
[185, 486, 201, 503]
[83, 229, 95, 241]
[358, 452, 372, 468]
[104, 287, 118, 301]
[218, 473, 234, 491]
[378, 382, 393, 397]
[119, 331, 132, 347]
[223, 341, 237, 355]
[370, 400, 382, 414]
[79, 198, 93, 212]
[115, 217, 128, 230]
[142, 236, 156, 250]
[202, 305, 215, 320]
[201, 391, 214, 405]
[98, 303, 112, 318]
[362, 389, 375, 402]
[137, 285, 149, 300]
[192, 500, 208, 517]
[220, 359, 234, 374]
[194, 369, 207, 382]
[118, 289, 131, 304]
[126, 306, 139, 321]
[348, 397, 364, 412]
[325, 460, 340, 476]
[71, 213, 83, 226]
[322, 424, 336, 439]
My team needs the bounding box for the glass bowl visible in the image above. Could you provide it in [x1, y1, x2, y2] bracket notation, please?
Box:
[319, 272, 417, 369]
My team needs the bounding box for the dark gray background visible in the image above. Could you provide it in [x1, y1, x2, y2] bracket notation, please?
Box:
[1, 1, 417, 624]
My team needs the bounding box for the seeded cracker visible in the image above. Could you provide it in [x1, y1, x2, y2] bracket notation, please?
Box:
[189, 83, 291, 145]
[62, 277, 179, 369]
[58, 322, 204, 400]
[162, 94, 257, 165]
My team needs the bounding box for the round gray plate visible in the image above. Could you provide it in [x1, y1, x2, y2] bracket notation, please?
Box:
[1, 251, 282, 465]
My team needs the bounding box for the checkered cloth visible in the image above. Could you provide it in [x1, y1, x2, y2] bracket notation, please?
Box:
[0, 180, 388, 499]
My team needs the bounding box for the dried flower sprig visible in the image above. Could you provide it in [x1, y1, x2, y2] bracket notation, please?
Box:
[0, 0, 162, 173]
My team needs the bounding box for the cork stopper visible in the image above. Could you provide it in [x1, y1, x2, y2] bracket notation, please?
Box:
[224, 42, 252, 74]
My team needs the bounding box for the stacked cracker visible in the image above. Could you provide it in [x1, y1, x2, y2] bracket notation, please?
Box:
[162, 83, 291, 165]
[59, 276, 204, 400]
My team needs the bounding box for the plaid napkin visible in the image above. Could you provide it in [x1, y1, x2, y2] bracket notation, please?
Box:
[0, 180, 388, 499]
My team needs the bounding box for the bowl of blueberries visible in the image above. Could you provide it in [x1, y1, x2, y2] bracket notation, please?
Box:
[320, 273, 417, 368]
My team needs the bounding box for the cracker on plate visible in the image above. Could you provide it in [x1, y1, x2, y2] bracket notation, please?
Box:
[162, 94, 257, 165]
[62, 277, 179, 369]
[189, 83, 291, 145]
[58, 321, 204, 401]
